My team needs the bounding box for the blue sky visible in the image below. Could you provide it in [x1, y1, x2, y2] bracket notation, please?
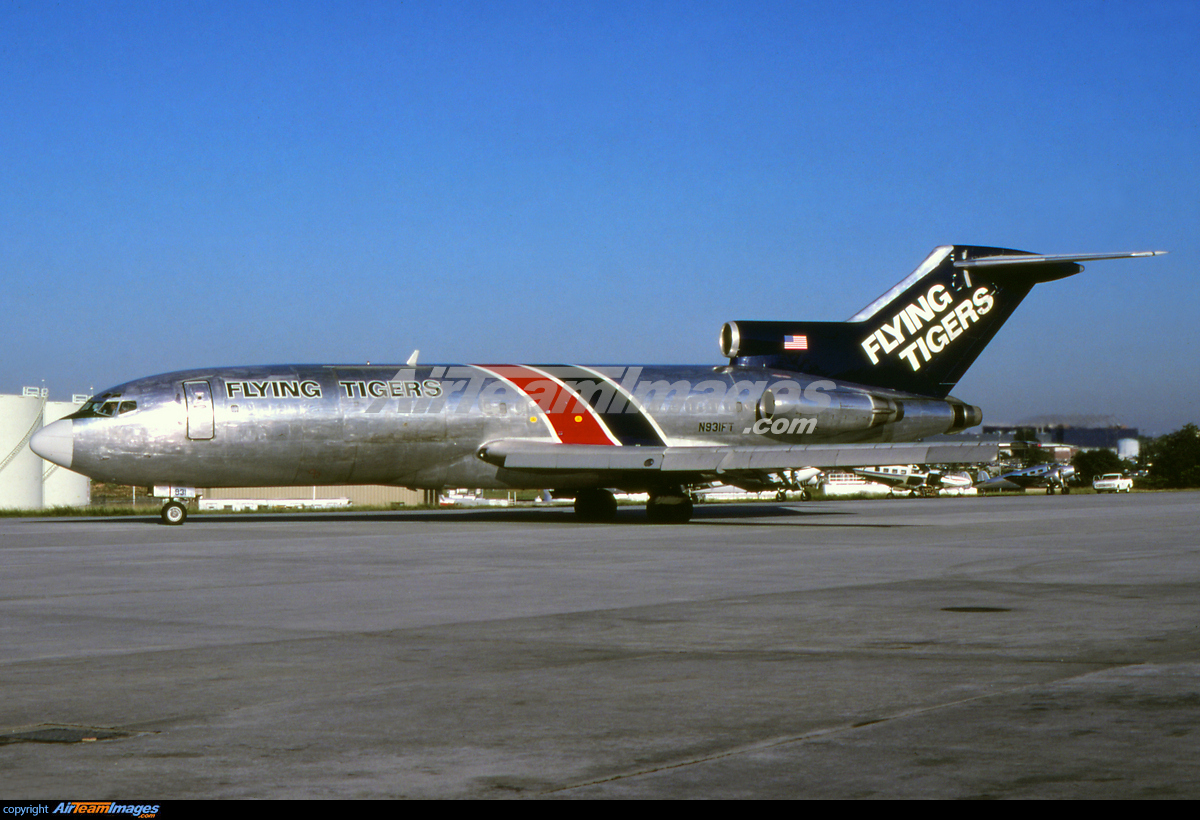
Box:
[3, 1, 1197, 433]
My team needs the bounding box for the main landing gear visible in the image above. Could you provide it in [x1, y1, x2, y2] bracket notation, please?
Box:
[571, 489, 696, 523]
[646, 492, 694, 524]
[574, 488, 618, 522]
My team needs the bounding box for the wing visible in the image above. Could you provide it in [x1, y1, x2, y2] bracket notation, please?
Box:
[477, 439, 998, 489]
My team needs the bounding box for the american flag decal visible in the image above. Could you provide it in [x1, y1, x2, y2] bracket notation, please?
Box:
[783, 334, 808, 350]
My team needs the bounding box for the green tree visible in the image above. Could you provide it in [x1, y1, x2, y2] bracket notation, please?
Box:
[1013, 442, 1056, 468]
[1071, 449, 1126, 483]
[1144, 424, 1200, 488]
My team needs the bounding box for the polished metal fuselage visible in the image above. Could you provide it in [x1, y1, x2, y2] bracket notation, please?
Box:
[62, 363, 971, 492]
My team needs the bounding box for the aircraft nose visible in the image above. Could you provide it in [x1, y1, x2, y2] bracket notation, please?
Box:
[30, 419, 73, 469]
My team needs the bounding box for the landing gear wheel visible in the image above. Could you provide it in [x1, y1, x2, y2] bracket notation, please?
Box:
[1062, 486, 1070, 495]
[1046, 486, 1056, 495]
[800, 489, 811, 501]
[776, 490, 787, 501]
[646, 494, 694, 524]
[574, 489, 617, 523]
[161, 500, 188, 526]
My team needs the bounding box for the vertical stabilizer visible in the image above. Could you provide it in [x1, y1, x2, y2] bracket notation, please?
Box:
[722, 245, 1162, 397]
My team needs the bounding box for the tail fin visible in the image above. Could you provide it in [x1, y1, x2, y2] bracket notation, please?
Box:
[721, 245, 1164, 398]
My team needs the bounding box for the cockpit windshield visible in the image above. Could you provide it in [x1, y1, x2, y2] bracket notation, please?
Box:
[69, 393, 138, 419]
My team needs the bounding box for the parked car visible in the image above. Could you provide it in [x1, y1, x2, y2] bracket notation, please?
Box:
[1092, 473, 1133, 493]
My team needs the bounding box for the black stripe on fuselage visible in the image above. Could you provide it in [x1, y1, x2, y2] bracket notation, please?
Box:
[535, 365, 666, 447]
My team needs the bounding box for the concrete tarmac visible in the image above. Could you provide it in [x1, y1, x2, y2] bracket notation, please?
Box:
[1, 492, 1198, 798]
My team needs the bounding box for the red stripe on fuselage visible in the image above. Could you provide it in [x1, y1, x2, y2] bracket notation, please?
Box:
[475, 365, 619, 446]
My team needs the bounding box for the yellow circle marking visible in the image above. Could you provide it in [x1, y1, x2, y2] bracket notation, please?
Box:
[529, 416, 537, 424]
[574, 415, 583, 423]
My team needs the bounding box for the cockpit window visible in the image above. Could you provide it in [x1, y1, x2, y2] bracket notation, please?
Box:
[66, 393, 137, 419]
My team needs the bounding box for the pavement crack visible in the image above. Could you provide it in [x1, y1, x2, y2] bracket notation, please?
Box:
[538, 664, 1152, 796]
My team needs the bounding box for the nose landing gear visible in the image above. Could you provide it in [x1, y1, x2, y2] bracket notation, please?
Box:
[152, 486, 198, 525]
[160, 500, 188, 525]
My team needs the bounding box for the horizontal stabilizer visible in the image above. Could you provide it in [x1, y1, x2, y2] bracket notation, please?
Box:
[953, 250, 1166, 269]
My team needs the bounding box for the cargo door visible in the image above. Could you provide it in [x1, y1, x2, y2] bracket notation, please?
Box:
[183, 380, 215, 440]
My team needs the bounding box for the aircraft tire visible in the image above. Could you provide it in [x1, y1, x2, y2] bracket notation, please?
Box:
[646, 494, 693, 524]
[800, 489, 811, 501]
[776, 490, 787, 501]
[161, 501, 188, 526]
[574, 489, 617, 523]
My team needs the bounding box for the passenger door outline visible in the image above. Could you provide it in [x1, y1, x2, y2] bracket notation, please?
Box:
[184, 380, 215, 440]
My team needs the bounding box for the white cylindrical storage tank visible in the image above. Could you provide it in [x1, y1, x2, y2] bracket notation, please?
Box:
[42, 399, 90, 508]
[0, 393, 46, 510]
[1118, 437, 1140, 462]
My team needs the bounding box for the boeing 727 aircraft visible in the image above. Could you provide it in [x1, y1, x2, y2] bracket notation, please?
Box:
[30, 245, 1163, 524]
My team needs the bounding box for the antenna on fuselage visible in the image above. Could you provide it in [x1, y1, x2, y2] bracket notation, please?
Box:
[406, 350, 419, 366]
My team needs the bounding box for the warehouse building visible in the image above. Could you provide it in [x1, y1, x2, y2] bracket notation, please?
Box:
[982, 414, 1140, 460]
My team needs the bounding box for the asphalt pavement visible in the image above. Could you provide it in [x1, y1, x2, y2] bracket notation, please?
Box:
[2, 492, 1197, 798]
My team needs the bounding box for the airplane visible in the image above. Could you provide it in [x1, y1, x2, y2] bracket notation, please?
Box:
[30, 245, 1163, 525]
[851, 464, 974, 497]
[975, 462, 1077, 495]
[696, 467, 824, 502]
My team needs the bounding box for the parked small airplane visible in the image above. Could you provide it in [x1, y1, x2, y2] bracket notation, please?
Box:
[30, 245, 1162, 524]
[852, 465, 974, 496]
[976, 462, 1077, 494]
